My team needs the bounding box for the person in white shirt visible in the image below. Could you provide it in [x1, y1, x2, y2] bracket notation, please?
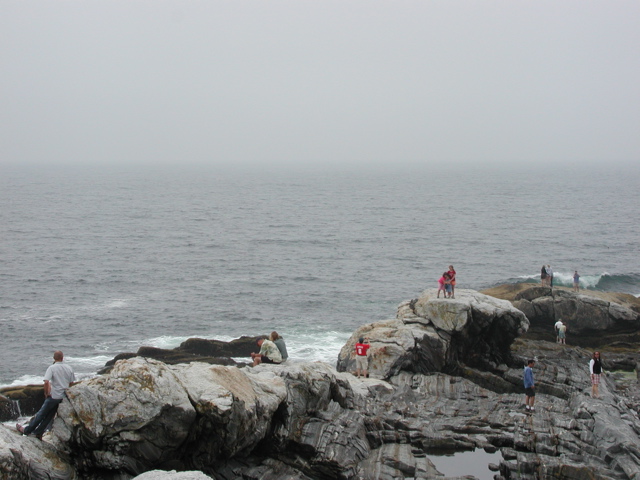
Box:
[554, 320, 564, 343]
[17, 351, 76, 439]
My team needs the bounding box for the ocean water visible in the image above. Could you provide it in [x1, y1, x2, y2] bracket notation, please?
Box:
[1, 163, 639, 386]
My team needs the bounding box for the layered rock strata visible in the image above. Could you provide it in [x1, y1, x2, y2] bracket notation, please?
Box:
[483, 284, 640, 347]
[2, 288, 640, 480]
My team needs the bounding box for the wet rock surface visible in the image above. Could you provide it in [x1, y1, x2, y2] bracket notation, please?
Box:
[0, 384, 45, 422]
[2, 287, 640, 480]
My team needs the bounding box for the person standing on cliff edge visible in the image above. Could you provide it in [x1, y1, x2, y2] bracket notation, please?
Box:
[447, 265, 457, 298]
[523, 359, 536, 412]
[16, 350, 76, 439]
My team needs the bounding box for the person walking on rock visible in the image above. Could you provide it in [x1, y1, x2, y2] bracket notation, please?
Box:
[523, 359, 536, 412]
[16, 350, 76, 439]
[590, 352, 603, 398]
[437, 273, 449, 298]
[354, 337, 370, 378]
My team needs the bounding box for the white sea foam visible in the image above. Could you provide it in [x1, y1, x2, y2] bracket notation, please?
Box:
[515, 271, 612, 290]
[65, 355, 114, 368]
[0, 375, 44, 389]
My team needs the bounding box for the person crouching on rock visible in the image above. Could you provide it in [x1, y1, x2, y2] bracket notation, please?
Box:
[354, 337, 370, 378]
[523, 359, 536, 412]
[437, 273, 449, 298]
[251, 337, 283, 366]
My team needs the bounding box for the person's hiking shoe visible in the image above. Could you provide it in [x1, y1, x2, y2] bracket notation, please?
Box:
[525, 406, 530, 411]
[16, 423, 25, 434]
[530, 407, 535, 412]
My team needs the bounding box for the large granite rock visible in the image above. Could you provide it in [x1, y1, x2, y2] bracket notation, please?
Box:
[505, 287, 640, 346]
[52, 357, 289, 476]
[54, 357, 197, 475]
[1, 336, 267, 424]
[3, 348, 640, 480]
[0, 426, 76, 479]
[336, 289, 529, 379]
[3, 288, 640, 480]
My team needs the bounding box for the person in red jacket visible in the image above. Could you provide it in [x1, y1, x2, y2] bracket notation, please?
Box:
[354, 337, 370, 378]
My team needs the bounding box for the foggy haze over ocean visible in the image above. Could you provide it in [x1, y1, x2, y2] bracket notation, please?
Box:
[1, 1, 640, 169]
[1, 5, 639, 478]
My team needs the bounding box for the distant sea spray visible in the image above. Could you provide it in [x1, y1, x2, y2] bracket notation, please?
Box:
[509, 272, 640, 296]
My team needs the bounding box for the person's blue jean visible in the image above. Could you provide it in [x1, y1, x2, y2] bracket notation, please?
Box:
[23, 397, 62, 436]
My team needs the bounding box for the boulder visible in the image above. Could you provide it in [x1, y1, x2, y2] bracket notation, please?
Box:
[336, 289, 528, 378]
[173, 362, 287, 470]
[510, 287, 640, 346]
[178, 336, 260, 358]
[97, 338, 253, 374]
[54, 357, 197, 476]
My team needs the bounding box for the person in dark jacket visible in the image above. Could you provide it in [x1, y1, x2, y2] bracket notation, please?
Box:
[269, 331, 288, 361]
[589, 352, 603, 398]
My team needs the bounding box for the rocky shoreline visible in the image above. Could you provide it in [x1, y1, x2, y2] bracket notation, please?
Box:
[2, 286, 639, 480]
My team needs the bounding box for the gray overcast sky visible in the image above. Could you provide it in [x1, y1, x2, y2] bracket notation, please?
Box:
[1, 1, 639, 168]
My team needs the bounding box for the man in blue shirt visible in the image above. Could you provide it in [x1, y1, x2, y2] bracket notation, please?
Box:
[524, 359, 535, 412]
